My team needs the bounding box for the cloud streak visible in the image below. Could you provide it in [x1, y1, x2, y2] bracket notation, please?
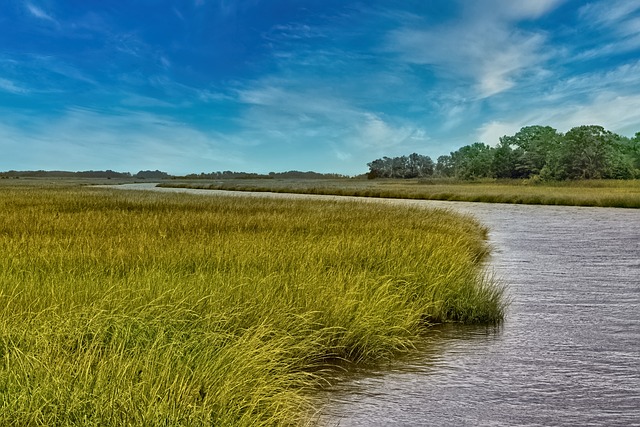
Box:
[385, 0, 562, 98]
[0, 107, 242, 174]
[0, 77, 28, 94]
[476, 92, 640, 146]
[26, 2, 57, 22]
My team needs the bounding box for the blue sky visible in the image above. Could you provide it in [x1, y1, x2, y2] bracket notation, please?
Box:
[1, 0, 640, 175]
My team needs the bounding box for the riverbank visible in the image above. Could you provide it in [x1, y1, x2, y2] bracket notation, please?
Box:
[159, 178, 640, 208]
[0, 183, 504, 426]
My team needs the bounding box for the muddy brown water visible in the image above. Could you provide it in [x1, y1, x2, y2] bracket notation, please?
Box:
[104, 184, 640, 426]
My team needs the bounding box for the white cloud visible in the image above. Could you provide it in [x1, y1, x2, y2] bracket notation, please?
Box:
[493, 0, 564, 20]
[620, 16, 640, 37]
[385, 0, 560, 99]
[333, 149, 352, 161]
[236, 80, 360, 122]
[25, 3, 57, 23]
[477, 121, 523, 145]
[548, 94, 640, 136]
[348, 113, 428, 152]
[355, 113, 405, 148]
[575, 0, 640, 58]
[539, 60, 640, 105]
[235, 78, 430, 152]
[388, 25, 549, 98]
[579, 0, 640, 29]
[474, 92, 640, 147]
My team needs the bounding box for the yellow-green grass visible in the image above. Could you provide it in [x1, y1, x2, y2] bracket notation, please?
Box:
[161, 178, 640, 208]
[0, 183, 504, 426]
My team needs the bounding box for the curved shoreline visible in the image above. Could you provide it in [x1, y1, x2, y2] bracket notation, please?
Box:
[153, 179, 640, 208]
[3, 183, 505, 426]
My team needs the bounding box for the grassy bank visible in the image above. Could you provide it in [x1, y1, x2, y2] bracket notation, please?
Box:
[160, 178, 640, 208]
[0, 183, 504, 426]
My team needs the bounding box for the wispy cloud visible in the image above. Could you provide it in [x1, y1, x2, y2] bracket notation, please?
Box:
[0, 54, 96, 94]
[475, 91, 640, 146]
[348, 113, 428, 151]
[578, 0, 640, 31]
[575, 0, 640, 58]
[489, 0, 563, 20]
[555, 61, 640, 98]
[232, 76, 430, 169]
[545, 93, 640, 136]
[385, 0, 562, 98]
[25, 2, 58, 24]
[264, 23, 327, 41]
[236, 81, 358, 120]
[0, 77, 28, 94]
[0, 107, 242, 174]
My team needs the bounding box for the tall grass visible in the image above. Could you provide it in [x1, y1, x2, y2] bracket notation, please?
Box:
[160, 178, 640, 208]
[0, 183, 504, 425]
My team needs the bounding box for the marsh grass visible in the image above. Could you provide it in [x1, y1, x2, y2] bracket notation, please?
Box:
[0, 183, 504, 425]
[161, 178, 640, 208]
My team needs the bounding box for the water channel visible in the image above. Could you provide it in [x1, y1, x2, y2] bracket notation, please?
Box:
[108, 184, 640, 426]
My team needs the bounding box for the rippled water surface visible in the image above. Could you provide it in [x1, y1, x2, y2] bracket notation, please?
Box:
[109, 185, 640, 426]
[315, 202, 640, 427]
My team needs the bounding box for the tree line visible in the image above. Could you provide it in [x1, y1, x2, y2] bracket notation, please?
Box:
[180, 170, 349, 179]
[368, 125, 640, 180]
[0, 170, 170, 179]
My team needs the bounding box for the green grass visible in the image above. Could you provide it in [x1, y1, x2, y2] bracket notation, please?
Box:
[160, 177, 640, 208]
[0, 182, 504, 426]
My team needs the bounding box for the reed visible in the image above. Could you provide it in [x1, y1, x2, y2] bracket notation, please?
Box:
[0, 183, 504, 425]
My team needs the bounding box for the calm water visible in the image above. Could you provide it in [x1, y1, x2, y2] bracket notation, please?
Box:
[108, 185, 640, 426]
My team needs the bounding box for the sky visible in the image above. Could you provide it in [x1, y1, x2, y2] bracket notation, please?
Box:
[1, 0, 640, 175]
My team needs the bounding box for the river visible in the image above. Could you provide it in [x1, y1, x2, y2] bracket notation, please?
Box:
[105, 184, 640, 426]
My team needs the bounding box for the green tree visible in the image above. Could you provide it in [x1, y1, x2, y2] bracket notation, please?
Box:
[407, 153, 434, 177]
[435, 155, 454, 177]
[492, 138, 526, 178]
[500, 125, 562, 177]
[559, 125, 621, 179]
[621, 132, 640, 177]
[450, 143, 494, 179]
[367, 154, 434, 178]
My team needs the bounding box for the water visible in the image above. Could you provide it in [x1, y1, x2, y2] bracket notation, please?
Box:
[315, 202, 640, 427]
[105, 184, 640, 426]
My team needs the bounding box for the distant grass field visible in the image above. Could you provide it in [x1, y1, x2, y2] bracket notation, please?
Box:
[0, 182, 504, 426]
[160, 178, 640, 208]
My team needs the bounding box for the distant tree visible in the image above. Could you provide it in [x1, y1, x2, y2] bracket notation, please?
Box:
[499, 125, 562, 178]
[450, 142, 494, 179]
[134, 170, 170, 179]
[366, 124, 640, 181]
[620, 132, 640, 178]
[492, 138, 525, 179]
[367, 154, 434, 178]
[555, 125, 622, 179]
[435, 155, 454, 177]
[366, 158, 386, 179]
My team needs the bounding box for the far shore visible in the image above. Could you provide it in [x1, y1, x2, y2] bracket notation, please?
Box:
[155, 177, 640, 209]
